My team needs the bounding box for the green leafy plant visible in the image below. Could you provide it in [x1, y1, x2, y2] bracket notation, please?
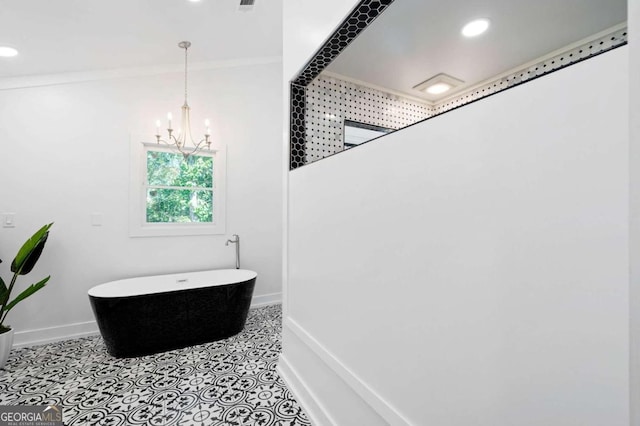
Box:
[146, 151, 213, 223]
[0, 223, 53, 334]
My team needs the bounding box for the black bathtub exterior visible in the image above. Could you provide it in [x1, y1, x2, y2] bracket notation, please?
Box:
[89, 278, 256, 358]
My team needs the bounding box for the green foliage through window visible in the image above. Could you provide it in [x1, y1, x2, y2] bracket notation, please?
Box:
[145, 150, 214, 223]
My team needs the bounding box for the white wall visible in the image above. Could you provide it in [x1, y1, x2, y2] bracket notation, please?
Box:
[0, 60, 283, 345]
[282, 1, 358, 84]
[282, 11, 629, 421]
[280, 0, 361, 321]
[280, 2, 363, 422]
[629, 0, 640, 424]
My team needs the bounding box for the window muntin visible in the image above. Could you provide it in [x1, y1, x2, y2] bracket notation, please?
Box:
[129, 141, 226, 237]
[145, 151, 214, 223]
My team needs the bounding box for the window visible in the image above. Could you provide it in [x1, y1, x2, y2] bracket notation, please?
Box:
[146, 150, 213, 223]
[129, 142, 226, 237]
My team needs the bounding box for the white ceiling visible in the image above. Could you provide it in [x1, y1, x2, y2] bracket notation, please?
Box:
[325, 0, 627, 102]
[0, 0, 282, 78]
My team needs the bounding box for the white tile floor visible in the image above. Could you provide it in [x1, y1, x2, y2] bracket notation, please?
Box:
[0, 305, 311, 426]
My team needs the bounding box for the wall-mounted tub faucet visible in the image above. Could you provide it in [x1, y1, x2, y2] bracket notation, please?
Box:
[225, 234, 240, 269]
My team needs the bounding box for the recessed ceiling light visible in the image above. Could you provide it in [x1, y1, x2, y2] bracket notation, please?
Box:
[413, 73, 464, 99]
[0, 46, 18, 57]
[461, 18, 490, 37]
[426, 83, 452, 95]
[188, 0, 201, 2]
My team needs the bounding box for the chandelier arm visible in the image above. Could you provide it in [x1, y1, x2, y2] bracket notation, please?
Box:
[191, 139, 207, 152]
[157, 136, 207, 159]
[169, 133, 180, 147]
[196, 137, 212, 150]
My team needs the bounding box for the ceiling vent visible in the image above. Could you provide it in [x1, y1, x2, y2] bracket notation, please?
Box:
[239, 0, 255, 11]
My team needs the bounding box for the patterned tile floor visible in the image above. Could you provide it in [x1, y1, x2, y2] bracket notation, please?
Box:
[0, 304, 311, 426]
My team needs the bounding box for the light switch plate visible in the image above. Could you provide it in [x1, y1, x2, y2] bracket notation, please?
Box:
[91, 213, 103, 227]
[2, 213, 15, 228]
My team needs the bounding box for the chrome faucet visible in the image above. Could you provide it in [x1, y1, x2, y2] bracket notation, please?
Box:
[225, 234, 240, 269]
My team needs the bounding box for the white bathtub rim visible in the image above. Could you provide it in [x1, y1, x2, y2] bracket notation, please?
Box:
[88, 269, 257, 298]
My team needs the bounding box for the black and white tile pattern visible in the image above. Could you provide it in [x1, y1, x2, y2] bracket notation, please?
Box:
[432, 27, 628, 115]
[305, 75, 431, 162]
[289, 0, 395, 170]
[0, 305, 311, 426]
[289, 0, 628, 170]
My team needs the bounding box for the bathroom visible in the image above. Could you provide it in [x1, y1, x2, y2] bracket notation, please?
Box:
[0, 0, 639, 425]
[0, 1, 286, 423]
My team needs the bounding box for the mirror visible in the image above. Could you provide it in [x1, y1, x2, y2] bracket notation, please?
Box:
[290, 0, 627, 169]
[344, 120, 393, 148]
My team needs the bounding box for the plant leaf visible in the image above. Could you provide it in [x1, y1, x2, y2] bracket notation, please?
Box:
[0, 276, 6, 304]
[4, 276, 50, 313]
[11, 223, 53, 275]
[17, 233, 48, 275]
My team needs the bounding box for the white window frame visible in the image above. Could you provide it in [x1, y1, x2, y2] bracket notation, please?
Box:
[129, 139, 226, 237]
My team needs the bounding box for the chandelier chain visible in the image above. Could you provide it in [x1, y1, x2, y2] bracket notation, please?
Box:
[184, 44, 188, 106]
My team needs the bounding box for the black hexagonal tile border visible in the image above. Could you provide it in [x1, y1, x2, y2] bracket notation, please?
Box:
[289, 0, 395, 170]
[289, 1, 627, 170]
[290, 82, 306, 170]
[293, 0, 395, 88]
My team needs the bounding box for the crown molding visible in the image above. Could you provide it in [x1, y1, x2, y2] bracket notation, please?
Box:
[318, 22, 626, 111]
[320, 70, 434, 106]
[0, 55, 282, 91]
[437, 22, 627, 105]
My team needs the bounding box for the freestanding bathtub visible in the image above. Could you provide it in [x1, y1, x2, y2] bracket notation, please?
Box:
[88, 269, 257, 358]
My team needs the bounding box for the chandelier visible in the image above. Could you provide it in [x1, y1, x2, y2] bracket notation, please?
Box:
[155, 41, 211, 158]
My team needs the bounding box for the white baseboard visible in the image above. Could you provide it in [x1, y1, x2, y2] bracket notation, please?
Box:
[277, 353, 337, 426]
[13, 321, 100, 349]
[251, 292, 282, 308]
[284, 318, 414, 426]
